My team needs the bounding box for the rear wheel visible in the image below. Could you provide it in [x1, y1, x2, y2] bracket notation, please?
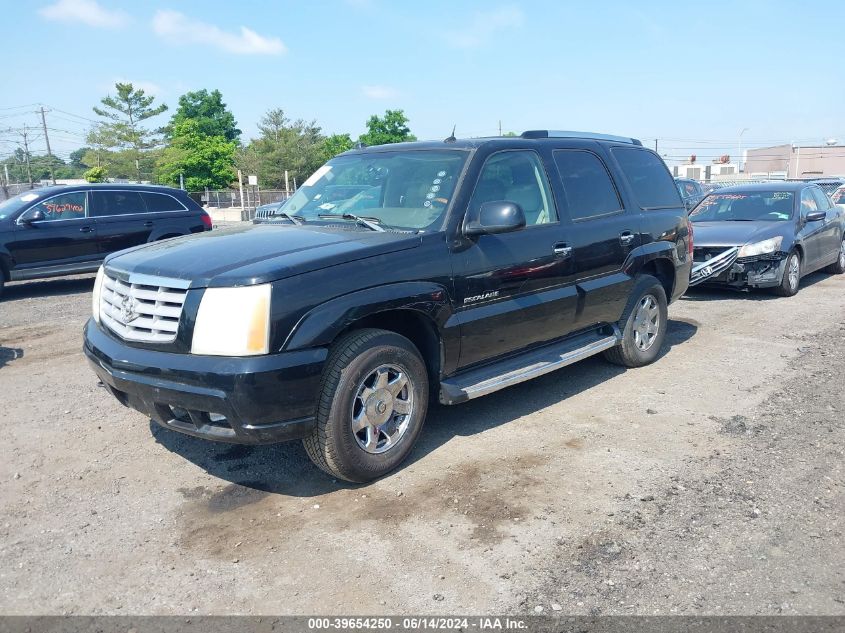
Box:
[303, 328, 429, 482]
[604, 274, 668, 368]
[772, 251, 801, 296]
[823, 236, 845, 274]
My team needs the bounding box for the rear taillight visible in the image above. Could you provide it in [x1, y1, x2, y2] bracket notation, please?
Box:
[687, 218, 694, 259]
[201, 212, 212, 230]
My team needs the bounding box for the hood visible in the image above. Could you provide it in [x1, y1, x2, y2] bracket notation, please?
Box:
[105, 223, 421, 288]
[691, 221, 788, 247]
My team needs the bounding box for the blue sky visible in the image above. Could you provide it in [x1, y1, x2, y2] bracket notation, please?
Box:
[2, 0, 844, 165]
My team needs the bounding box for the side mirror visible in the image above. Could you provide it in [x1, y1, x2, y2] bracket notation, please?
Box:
[805, 211, 826, 223]
[464, 201, 526, 236]
[19, 208, 45, 224]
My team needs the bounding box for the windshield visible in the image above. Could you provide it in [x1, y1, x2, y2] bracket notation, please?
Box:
[272, 149, 469, 230]
[690, 191, 794, 222]
[0, 190, 42, 220]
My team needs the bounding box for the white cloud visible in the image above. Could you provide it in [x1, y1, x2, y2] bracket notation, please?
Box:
[444, 5, 525, 49]
[152, 9, 286, 56]
[362, 85, 399, 99]
[38, 0, 129, 28]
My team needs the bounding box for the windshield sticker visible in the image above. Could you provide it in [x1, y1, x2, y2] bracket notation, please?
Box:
[303, 165, 333, 188]
[772, 192, 791, 199]
[437, 171, 446, 177]
[423, 200, 432, 208]
[426, 192, 435, 200]
[430, 185, 440, 193]
[45, 202, 83, 214]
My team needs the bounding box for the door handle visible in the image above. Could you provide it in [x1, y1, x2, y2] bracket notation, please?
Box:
[79, 226, 93, 233]
[143, 221, 154, 227]
[620, 231, 636, 245]
[553, 242, 572, 258]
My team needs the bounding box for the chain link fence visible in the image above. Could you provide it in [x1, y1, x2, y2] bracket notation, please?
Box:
[188, 188, 294, 221]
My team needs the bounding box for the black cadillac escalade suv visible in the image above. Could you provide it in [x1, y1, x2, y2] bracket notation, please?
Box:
[84, 131, 693, 482]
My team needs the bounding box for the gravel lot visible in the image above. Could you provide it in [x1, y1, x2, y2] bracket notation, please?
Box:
[0, 270, 843, 615]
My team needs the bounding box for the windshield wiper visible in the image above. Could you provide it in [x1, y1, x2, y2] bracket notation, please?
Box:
[724, 218, 755, 221]
[317, 212, 385, 232]
[270, 212, 306, 225]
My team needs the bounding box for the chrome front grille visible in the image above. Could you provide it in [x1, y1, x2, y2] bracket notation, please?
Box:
[100, 271, 189, 343]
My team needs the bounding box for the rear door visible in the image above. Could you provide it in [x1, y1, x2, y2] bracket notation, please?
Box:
[549, 147, 641, 330]
[451, 149, 578, 368]
[91, 189, 151, 254]
[9, 190, 99, 269]
[138, 190, 194, 237]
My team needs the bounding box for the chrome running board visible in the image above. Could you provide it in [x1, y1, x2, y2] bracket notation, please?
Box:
[439, 328, 621, 405]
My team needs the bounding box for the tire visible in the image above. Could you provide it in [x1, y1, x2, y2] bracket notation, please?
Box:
[303, 328, 429, 483]
[603, 274, 668, 368]
[823, 236, 845, 274]
[772, 250, 801, 296]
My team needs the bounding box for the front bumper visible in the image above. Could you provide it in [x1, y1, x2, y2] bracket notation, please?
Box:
[83, 319, 327, 444]
[692, 251, 788, 289]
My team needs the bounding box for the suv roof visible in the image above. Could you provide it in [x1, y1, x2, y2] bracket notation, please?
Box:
[345, 130, 645, 154]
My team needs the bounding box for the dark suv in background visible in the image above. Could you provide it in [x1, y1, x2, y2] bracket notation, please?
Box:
[85, 131, 693, 482]
[0, 184, 211, 295]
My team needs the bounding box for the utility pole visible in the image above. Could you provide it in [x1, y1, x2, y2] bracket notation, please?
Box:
[654, 139, 658, 152]
[499, 120, 503, 136]
[38, 106, 56, 185]
[20, 127, 33, 189]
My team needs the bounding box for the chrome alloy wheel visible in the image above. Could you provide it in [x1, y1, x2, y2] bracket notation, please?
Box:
[838, 239, 845, 269]
[632, 294, 660, 352]
[788, 255, 800, 292]
[351, 364, 414, 454]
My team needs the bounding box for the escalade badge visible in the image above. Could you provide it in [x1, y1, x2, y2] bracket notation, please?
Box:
[119, 295, 140, 324]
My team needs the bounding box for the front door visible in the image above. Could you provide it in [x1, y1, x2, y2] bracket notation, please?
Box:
[451, 150, 577, 369]
[799, 188, 825, 268]
[811, 187, 841, 263]
[10, 191, 99, 270]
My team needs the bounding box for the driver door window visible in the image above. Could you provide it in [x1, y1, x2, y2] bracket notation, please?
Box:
[800, 189, 818, 216]
[31, 192, 88, 221]
[468, 151, 557, 226]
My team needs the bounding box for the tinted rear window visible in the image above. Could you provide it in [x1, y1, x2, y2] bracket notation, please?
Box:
[612, 148, 681, 209]
[553, 150, 621, 220]
[142, 192, 185, 212]
[92, 191, 146, 217]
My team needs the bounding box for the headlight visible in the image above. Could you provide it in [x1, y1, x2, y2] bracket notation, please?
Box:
[92, 266, 105, 323]
[738, 236, 783, 258]
[191, 284, 272, 356]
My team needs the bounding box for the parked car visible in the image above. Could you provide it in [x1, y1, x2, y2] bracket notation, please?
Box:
[830, 184, 845, 207]
[0, 184, 211, 296]
[688, 182, 845, 294]
[675, 177, 705, 210]
[254, 201, 285, 219]
[84, 130, 693, 482]
[806, 177, 845, 196]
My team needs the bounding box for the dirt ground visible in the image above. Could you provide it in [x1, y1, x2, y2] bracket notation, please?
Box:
[0, 270, 843, 616]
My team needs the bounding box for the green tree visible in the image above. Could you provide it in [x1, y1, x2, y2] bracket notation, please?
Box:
[167, 89, 240, 142]
[358, 109, 416, 146]
[320, 133, 354, 162]
[84, 166, 108, 182]
[69, 147, 91, 169]
[90, 82, 168, 182]
[155, 119, 236, 191]
[240, 108, 327, 188]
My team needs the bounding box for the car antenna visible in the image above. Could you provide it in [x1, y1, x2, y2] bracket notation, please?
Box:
[444, 125, 457, 143]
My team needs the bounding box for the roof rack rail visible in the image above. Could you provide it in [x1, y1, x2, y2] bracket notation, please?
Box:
[521, 130, 643, 146]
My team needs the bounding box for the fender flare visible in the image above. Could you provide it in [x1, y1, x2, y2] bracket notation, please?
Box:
[622, 240, 682, 278]
[283, 281, 452, 351]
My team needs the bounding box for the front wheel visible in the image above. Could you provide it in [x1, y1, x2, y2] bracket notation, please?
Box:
[604, 274, 668, 368]
[824, 237, 845, 274]
[303, 328, 429, 483]
[772, 251, 801, 296]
